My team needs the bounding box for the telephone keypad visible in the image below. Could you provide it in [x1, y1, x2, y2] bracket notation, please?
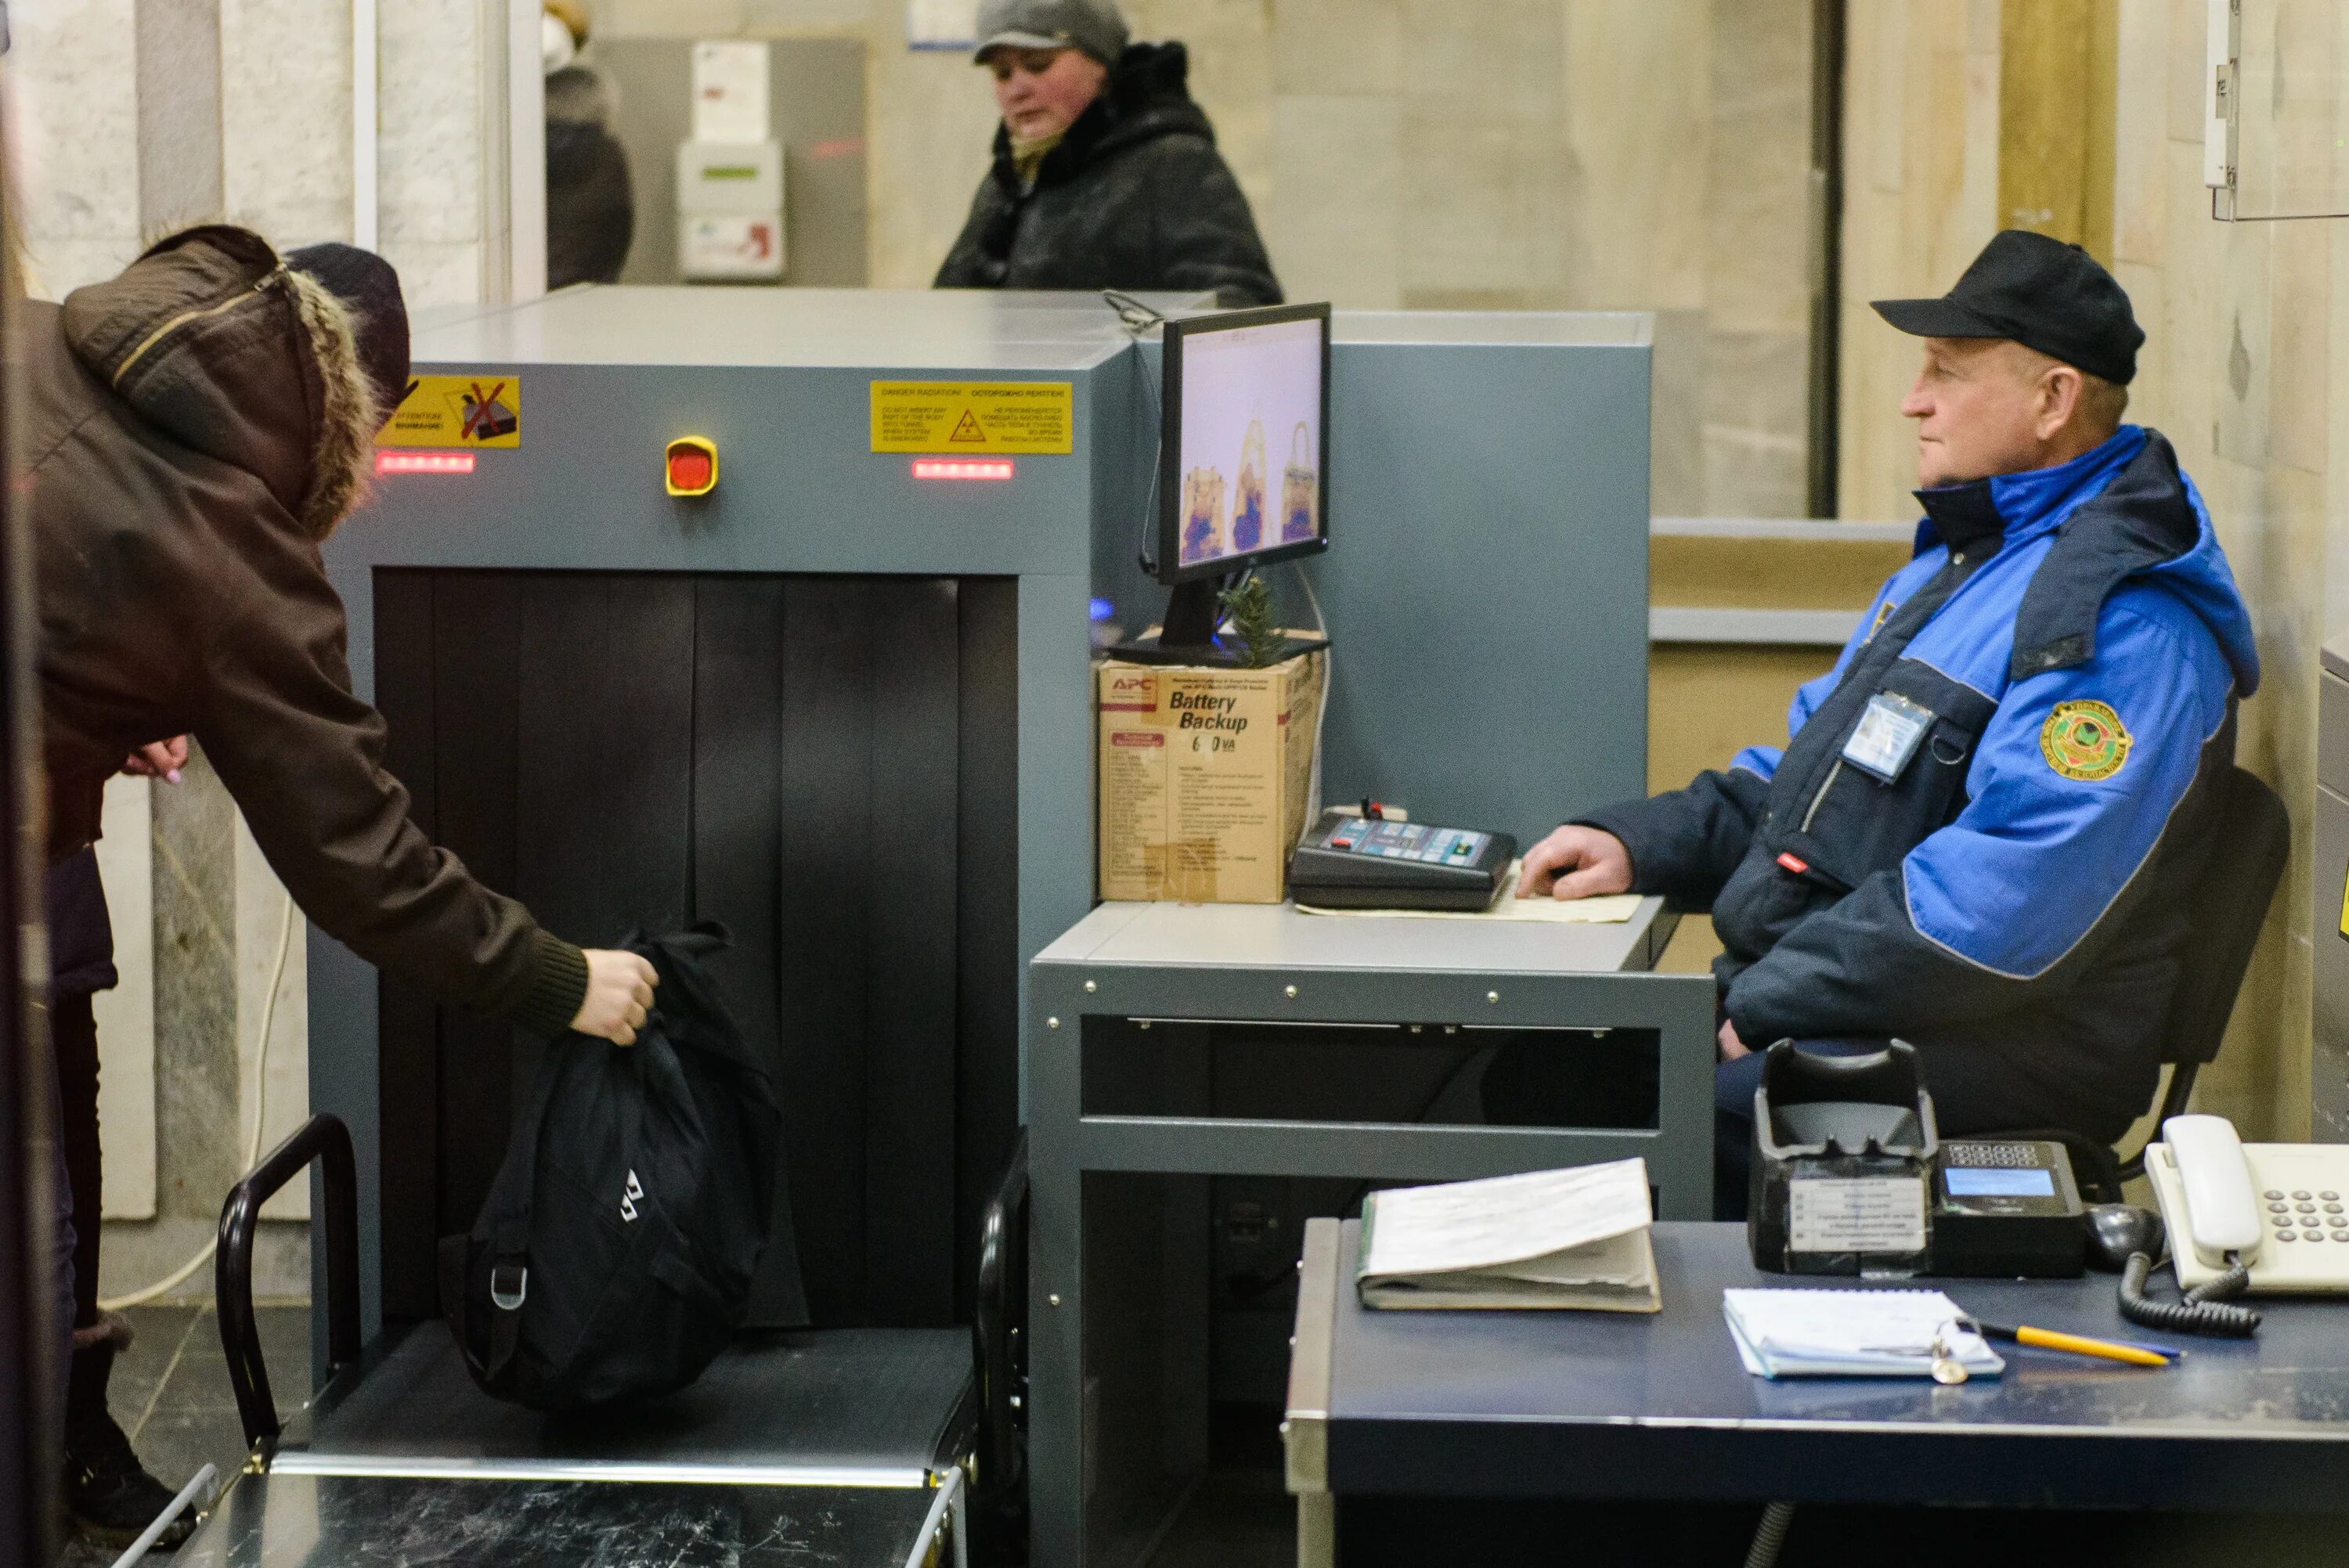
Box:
[2294, 1190, 2315, 1200]
[2266, 1190, 2287, 1200]
[1944, 1143, 2042, 1168]
[2280, 1231, 2299, 1242]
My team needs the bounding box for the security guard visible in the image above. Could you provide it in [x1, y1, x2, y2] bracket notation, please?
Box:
[1521, 231, 2259, 1211]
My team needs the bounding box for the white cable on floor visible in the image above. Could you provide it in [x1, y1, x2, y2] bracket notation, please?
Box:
[106, 1460, 216, 1568]
[98, 891, 298, 1312]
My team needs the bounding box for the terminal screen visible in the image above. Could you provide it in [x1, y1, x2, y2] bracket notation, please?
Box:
[1174, 315, 1326, 570]
[1943, 1167, 2055, 1198]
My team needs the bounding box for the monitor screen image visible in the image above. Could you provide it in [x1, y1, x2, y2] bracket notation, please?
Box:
[1167, 309, 1328, 576]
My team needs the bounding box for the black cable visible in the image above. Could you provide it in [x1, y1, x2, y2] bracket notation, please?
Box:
[1337, 1044, 1490, 1215]
[1104, 291, 1169, 578]
[1102, 288, 1167, 331]
[1745, 1501, 1797, 1568]
[2117, 1249, 2261, 1338]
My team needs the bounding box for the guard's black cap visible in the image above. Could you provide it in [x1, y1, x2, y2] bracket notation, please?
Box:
[1872, 229, 2144, 386]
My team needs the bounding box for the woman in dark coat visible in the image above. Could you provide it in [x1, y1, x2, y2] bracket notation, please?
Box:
[23, 226, 659, 1547]
[935, 0, 1280, 308]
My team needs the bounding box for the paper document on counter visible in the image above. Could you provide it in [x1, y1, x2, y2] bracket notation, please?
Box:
[1297, 863, 1640, 923]
[1723, 1288, 2004, 1379]
[1358, 1159, 1659, 1311]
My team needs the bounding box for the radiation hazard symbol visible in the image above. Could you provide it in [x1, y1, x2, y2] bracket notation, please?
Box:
[870, 380, 1073, 455]
[2040, 698, 2132, 782]
[377, 374, 523, 448]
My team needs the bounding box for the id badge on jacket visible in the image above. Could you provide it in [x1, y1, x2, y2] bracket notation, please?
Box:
[1841, 692, 1936, 784]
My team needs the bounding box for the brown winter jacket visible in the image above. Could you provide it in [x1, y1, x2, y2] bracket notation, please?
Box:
[21, 225, 589, 1037]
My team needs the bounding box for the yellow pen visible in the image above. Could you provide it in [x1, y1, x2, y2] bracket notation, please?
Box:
[1968, 1318, 2172, 1368]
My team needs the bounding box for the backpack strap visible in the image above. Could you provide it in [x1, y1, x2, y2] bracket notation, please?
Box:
[478, 1041, 567, 1385]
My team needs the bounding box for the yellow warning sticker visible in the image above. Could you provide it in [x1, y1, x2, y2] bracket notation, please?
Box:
[377, 374, 523, 448]
[870, 380, 1073, 455]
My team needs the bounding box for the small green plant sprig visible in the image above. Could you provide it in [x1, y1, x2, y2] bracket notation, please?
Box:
[1217, 576, 1283, 668]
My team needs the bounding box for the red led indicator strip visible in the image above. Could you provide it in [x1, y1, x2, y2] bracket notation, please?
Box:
[911, 458, 1014, 481]
[377, 451, 477, 475]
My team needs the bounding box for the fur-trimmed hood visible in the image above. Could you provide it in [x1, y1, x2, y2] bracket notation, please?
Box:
[59, 225, 377, 539]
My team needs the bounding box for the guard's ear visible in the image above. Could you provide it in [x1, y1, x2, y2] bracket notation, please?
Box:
[2036, 361, 2086, 442]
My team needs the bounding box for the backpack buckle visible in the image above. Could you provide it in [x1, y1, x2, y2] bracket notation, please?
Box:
[489, 1262, 529, 1310]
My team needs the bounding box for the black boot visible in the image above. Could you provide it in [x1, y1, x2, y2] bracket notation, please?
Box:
[63, 1338, 197, 1551]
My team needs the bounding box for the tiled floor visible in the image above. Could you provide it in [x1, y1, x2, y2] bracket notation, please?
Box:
[1147, 1470, 1297, 1568]
[54, 1302, 311, 1566]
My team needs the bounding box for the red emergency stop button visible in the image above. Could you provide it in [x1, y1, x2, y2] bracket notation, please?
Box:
[665, 435, 718, 496]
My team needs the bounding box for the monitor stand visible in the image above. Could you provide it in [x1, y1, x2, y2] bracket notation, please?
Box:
[1106, 578, 1331, 668]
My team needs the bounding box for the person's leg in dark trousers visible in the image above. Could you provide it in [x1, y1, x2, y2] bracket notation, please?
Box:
[53, 989, 102, 1339]
[41, 1038, 76, 1459]
[49, 849, 195, 1549]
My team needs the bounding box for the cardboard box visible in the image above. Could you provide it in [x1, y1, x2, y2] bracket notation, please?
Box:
[1098, 650, 1326, 903]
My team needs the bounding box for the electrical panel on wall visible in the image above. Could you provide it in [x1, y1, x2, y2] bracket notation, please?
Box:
[2203, 0, 2349, 221]
[679, 40, 786, 280]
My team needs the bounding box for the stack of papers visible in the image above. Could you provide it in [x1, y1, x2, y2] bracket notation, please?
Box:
[1297, 861, 1643, 924]
[1357, 1159, 1659, 1311]
[1723, 1288, 2004, 1379]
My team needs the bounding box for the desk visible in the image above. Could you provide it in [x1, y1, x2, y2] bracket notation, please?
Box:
[1284, 1218, 2349, 1564]
[1028, 898, 1716, 1566]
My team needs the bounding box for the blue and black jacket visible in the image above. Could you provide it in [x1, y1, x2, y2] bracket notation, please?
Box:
[1582, 427, 2259, 1141]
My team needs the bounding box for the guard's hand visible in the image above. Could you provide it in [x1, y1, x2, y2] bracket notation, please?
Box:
[571, 950, 658, 1045]
[121, 737, 189, 784]
[1717, 1018, 1750, 1062]
[1519, 824, 1633, 900]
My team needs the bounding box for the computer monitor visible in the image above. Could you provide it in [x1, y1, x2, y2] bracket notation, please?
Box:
[1143, 302, 1331, 654]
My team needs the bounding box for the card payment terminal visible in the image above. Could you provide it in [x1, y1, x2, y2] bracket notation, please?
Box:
[1287, 808, 1517, 911]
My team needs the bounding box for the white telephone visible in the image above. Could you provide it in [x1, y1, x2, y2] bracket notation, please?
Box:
[2144, 1114, 2349, 1293]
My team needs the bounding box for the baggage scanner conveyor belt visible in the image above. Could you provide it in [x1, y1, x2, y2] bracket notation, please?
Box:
[177, 1325, 975, 1568]
[172, 1116, 990, 1568]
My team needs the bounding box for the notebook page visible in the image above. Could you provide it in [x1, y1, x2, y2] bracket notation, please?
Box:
[1362, 1159, 1650, 1278]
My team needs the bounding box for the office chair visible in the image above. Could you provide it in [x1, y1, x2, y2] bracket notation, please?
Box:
[2115, 766, 2292, 1177]
[2006, 766, 2291, 1204]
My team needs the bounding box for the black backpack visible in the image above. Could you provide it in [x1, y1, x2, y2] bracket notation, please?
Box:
[439, 923, 785, 1409]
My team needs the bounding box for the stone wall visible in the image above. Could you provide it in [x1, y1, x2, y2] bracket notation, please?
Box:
[600, 0, 1824, 516]
[2102, 0, 2344, 1140]
[5, 0, 527, 1297]
[1838, 0, 2340, 1141]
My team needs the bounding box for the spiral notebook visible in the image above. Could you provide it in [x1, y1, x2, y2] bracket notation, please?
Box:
[1723, 1288, 2005, 1379]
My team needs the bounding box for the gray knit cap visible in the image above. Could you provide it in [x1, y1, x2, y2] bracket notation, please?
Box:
[972, 0, 1128, 65]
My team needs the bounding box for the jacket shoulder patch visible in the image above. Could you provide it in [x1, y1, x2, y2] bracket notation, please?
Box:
[2041, 699, 2132, 781]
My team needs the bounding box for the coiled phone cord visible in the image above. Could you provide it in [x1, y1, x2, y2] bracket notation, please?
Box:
[1743, 1501, 1798, 1568]
[2117, 1249, 2261, 1338]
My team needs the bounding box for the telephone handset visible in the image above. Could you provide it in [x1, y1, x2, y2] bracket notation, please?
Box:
[2144, 1114, 2349, 1293]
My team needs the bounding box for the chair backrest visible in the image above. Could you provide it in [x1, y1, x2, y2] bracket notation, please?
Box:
[2152, 766, 2291, 1108]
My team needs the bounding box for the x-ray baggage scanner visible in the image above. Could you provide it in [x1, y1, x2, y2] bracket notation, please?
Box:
[176, 287, 1654, 1566]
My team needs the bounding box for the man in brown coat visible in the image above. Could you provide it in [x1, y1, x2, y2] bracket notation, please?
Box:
[21, 225, 655, 1542]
